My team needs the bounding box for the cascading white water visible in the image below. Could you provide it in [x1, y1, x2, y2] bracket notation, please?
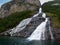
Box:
[10, 18, 32, 36]
[27, 18, 48, 40]
[27, 0, 54, 40]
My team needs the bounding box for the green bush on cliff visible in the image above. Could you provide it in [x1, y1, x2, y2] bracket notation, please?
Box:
[42, 1, 60, 28]
[0, 10, 35, 32]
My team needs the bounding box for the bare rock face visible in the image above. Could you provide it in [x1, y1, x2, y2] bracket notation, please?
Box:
[0, 0, 40, 18]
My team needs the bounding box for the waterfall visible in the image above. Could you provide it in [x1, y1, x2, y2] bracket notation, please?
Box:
[27, 0, 54, 40]
[9, 0, 54, 40]
[48, 20, 54, 40]
[27, 18, 48, 40]
[33, 8, 42, 17]
[10, 18, 32, 36]
[28, 12, 54, 41]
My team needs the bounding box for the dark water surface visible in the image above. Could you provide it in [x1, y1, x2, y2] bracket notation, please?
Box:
[0, 36, 60, 45]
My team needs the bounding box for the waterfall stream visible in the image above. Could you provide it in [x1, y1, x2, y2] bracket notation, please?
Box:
[27, 18, 48, 40]
[27, 0, 54, 40]
[48, 20, 54, 39]
[10, 18, 32, 36]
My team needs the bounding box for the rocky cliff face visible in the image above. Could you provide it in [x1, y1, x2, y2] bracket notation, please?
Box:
[0, 0, 40, 18]
[0, 13, 45, 37]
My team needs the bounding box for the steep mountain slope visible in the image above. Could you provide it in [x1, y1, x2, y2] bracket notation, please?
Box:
[0, 0, 40, 18]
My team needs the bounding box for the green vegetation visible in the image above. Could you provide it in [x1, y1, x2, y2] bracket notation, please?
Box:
[42, 1, 60, 28]
[46, 13, 60, 28]
[0, 10, 35, 32]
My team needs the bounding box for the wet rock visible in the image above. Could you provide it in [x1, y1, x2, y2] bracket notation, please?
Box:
[53, 28, 60, 39]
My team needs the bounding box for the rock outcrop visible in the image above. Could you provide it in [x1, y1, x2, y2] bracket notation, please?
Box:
[0, 0, 40, 18]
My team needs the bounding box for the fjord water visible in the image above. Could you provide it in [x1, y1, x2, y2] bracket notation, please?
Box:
[0, 36, 60, 45]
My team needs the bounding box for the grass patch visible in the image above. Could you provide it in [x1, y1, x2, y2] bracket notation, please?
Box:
[0, 10, 35, 32]
[46, 13, 60, 28]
